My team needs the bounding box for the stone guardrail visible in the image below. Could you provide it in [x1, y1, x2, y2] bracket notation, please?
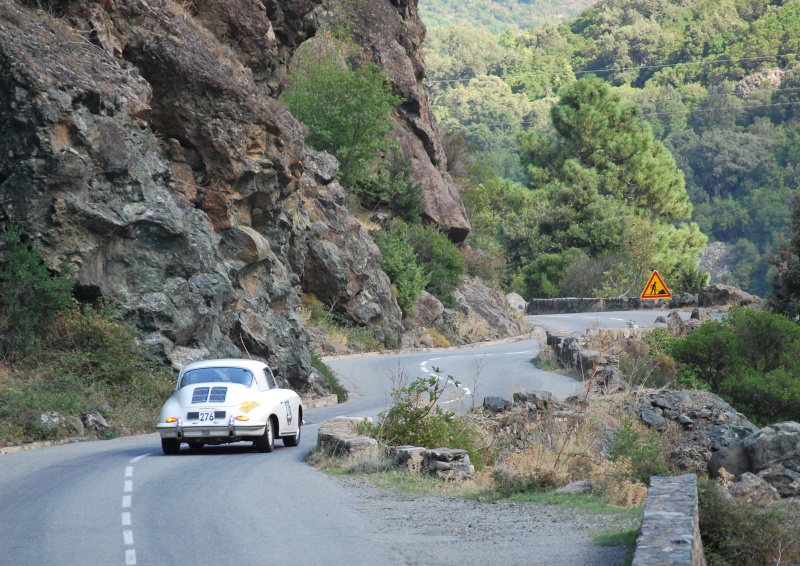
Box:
[526, 297, 668, 315]
[632, 474, 706, 566]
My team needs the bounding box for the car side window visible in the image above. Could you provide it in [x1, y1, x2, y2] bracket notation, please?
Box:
[264, 368, 278, 389]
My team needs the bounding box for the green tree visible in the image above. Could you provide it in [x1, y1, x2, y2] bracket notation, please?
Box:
[769, 192, 800, 322]
[519, 77, 705, 289]
[0, 229, 74, 357]
[524, 76, 692, 220]
[281, 36, 402, 187]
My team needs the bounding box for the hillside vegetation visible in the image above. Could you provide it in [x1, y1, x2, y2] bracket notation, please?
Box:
[424, 0, 800, 297]
[419, 0, 598, 31]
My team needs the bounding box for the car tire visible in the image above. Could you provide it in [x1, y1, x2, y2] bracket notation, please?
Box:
[283, 420, 302, 447]
[161, 438, 180, 455]
[254, 417, 275, 453]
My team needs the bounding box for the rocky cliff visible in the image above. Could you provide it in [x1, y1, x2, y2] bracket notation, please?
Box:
[0, 0, 477, 388]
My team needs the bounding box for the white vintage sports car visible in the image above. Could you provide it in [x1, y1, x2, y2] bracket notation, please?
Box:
[156, 358, 303, 455]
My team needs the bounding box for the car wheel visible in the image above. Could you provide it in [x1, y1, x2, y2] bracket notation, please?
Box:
[283, 420, 302, 447]
[254, 417, 274, 453]
[161, 438, 180, 455]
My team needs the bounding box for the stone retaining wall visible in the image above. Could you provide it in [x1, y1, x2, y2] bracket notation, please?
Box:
[632, 474, 706, 566]
[527, 297, 667, 315]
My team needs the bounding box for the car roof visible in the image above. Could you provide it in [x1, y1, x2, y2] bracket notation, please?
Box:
[179, 358, 270, 375]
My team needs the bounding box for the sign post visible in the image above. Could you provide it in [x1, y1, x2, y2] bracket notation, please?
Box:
[640, 270, 672, 300]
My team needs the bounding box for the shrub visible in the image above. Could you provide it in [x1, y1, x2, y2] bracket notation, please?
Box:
[698, 479, 800, 565]
[411, 226, 465, 307]
[311, 352, 349, 403]
[374, 227, 428, 316]
[376, 370, 488, 469]
[0, 228, 74, 358]
[608, 417, 670, 484]
[352, 150, 424, 222]
[281, 34, 402, 187]
[670, 307, 800, 424]
[376, 220, 466, 308]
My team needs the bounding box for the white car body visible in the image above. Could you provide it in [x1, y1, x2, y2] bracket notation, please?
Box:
[156, 358, 303, 454]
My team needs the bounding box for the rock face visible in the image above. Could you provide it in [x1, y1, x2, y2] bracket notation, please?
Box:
[0, 0, 471, 386]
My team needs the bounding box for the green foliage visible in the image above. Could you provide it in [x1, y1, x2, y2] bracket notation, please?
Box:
[420, 0, 595, 32]
[0, 304, 175, 443]
[670, 307, 800, 424]
[524, 76, 692, 221]
[522, 250, 580, 298]
[377, 370, 488, 469]
[311, 352, 349, 403]
[769, 192, 800, 321]
[281, 35, 402, 187]
[403, 223, 466, 307]
[608, 417, 670, 484]
[0, 228, 74, 358]
[698, 479, 800, 565]
[376, 220, 466, 310]
[374, 225, 428, 316]
[422, 0, 800, 295]
[352, 150, 424, 222]
[0, 228, 178, 444]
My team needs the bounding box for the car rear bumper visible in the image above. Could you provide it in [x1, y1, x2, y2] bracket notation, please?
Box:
[157, 419, 266, 441]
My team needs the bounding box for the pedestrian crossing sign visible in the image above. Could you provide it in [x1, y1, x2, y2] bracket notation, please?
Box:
[640, 270, 671, 300]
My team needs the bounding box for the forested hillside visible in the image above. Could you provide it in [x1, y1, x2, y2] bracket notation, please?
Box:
[419, 0, 597, 31]
[423, 0, 800, 297]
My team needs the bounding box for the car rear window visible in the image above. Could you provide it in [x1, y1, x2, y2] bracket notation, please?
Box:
[180, 368, 254, 388]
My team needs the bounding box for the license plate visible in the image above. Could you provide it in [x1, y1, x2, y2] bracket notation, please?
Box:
[198, 411, 216, 422]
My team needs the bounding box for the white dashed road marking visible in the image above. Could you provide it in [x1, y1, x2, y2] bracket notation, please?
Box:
[122, 453, 151, 566]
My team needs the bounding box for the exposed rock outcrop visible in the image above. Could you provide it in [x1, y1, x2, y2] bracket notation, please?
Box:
[0, 0, 477, 388]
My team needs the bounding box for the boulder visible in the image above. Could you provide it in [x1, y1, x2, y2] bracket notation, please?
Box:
[743, 422, 800, 473]
[316, 417, 377, 456]
[513, 390, 553, 411]
[698, 284, 759, 307]
[727, 472, 780, 505]
[708, 442, 750, 480]
[505, 292, 528, 314]
[423, 448, 474, 481]
[414, 291, 444, 328]
[483, 396, 511, 413]
[757, 464, 800, 498]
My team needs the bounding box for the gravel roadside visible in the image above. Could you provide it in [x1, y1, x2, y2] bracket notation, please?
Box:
[334, 475, 637, 566]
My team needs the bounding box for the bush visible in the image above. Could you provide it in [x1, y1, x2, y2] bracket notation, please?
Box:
[670, 307, 800, 424]
[608, 417, 670, 484]
[281, 34, 402, 187]
[0, 229, 175, 443]
[374, 227, 428, 316]
[376, 371, 488, 469]
[380, 219, 466, 308]
[311, 352, 349, 403]
[352, 150, 424, 222]
[0, 228, 74, 358]
[698, 479, 800, 565]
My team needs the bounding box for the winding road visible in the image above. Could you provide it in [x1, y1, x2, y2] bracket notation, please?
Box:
[0, 310, 677, 566]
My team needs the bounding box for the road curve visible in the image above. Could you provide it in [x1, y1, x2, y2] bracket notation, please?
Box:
[0, 312, 673, 566]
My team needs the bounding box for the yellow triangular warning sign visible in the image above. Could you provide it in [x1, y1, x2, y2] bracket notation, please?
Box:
[641, 270, 672, 300]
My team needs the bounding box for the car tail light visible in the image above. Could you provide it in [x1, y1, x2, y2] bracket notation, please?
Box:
[235, 415, 250, 421]
[165, 417, 178, 423]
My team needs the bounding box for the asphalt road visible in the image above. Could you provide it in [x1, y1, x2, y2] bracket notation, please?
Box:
[0, 310, 674, 566]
